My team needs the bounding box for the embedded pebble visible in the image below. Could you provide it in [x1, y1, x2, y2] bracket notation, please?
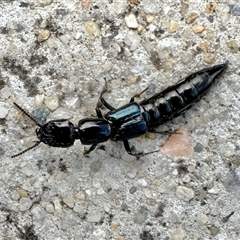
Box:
[133, 206, 148, 224]
[192, 25, 205, 34]
[204, 53, 215, 64]
[186, 12, 199, 24]
[194, 142, 204, 153]
[37, 29, 51, 42]
[124, 31, 141, 51]
[146, 14, 155, 23]
[58, 35, 70, 45]
[85, 21, 100, 38]
[0, 104, 8, 118]
[45, 203, 55, 213]
[81, 0, 92, 9]
[61, 212, 79, 230]
[44, 95, 59, 111]
[31, 205, 46, 221]
[125, 13, 138, 29]
[63, 196, 75, 208]
[208, 225, 220, 236]
[11, 190, 20, 201]
[169, 21, 179, 33]
[35, 94, 45, 106]
[137, 178, 148, 187]
[18, 189, 28, 198]
[53, 198, 63, 214]
[227, 40, 239, 53]
[33, 106, 50, 125]
[229, 4, 240, 16]
[176, 186, 194, 201]
[37, 0, 52, 7]
[19, 198, 32, 211]
[0, 86, 11, 99]
[87, 210, 102, 223]
[197, 213, 208, 225]
[170, 228, 186, 240]
[50, 107, 73, 119]
[142, 0, 159, 14]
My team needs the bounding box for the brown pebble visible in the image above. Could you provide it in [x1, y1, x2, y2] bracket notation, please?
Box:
[37, 29, 50, 42]
[227, 40, 239, 53]
[206, 2, 217, 14]
[186, 12, 199, 24]
[192, 25, 205, 34]
[128, 0, 139, 4]
[204, 53, 215, 64]
[81, 0, 92, 9]
[160, 126, 193, 157]
[198, 42, 208, 52]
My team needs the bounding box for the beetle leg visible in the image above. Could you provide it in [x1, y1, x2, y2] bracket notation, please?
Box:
[123, 140, 160, 157]
[95, 108, 104, 118]
[83, 143, 98, 156]
[130, 87, 149, 103]
[98, 96, 116, 110]
[97, 79, 116, 110]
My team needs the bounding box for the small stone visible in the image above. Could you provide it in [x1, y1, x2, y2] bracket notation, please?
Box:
[192, 25, 205, 34]
[146, 132, 156, 140]
[146, 14, 155, 23]
[18, 189, 28, 198]
[125, 13, 138, 29]
[35, 94, 44, 106]
[44, 95, 59, 111]
[208, 225, 219, 236]
[75, 191, 85, 200]
[197, 213, 208, 225]
[45, 203, 54, 213]
[229, 4, 240, 16]
[0, 103, 8, 118]
[37, 29, 51, 42]
[53, 198, 63, 214]
[186, 12, 199, 24]
[85, 21, 100, 38]
[128, 0, 139, 4]
[19, 198, 32, 211]
[11, 190, 20, 201]
[87, 210, 102, 223]
[129, 186, 137, 194]
[206, 2, 217, 14]
[129, 75, 139, 84]
[138, 178, 148, 187]
[227, 40, 239, 53]
[81, 0, 92, 9]
[50, 107, 73, 119]
[198, 42, 208, 52]
[187, 164, 195, 173]
[176, 186, 194, 201]
[0, 86, 11, 99]
[63, 196, 75, 208]
[33, 106, 50, 125]
[37, 0, 52, 7]
[58, 34, 70, 45]
[97, 187, 105, 195]
[110, 222, 119, 230]
[133, 206, 148, 224]
[204, 53, 215, 64]
[31, 205, 46, 221]
[124, 31, 141, 51]
[170, 228, 186, 240]
[169, 21, 179, 33]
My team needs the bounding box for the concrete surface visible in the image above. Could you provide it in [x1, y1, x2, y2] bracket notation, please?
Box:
[0, 0, 240, 239]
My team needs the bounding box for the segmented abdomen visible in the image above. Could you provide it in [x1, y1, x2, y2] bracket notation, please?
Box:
[140, 63, 227, 128]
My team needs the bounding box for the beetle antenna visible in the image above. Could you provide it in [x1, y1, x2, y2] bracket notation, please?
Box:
[11, 141, 41, 158]
[13, 102, 41, 127]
